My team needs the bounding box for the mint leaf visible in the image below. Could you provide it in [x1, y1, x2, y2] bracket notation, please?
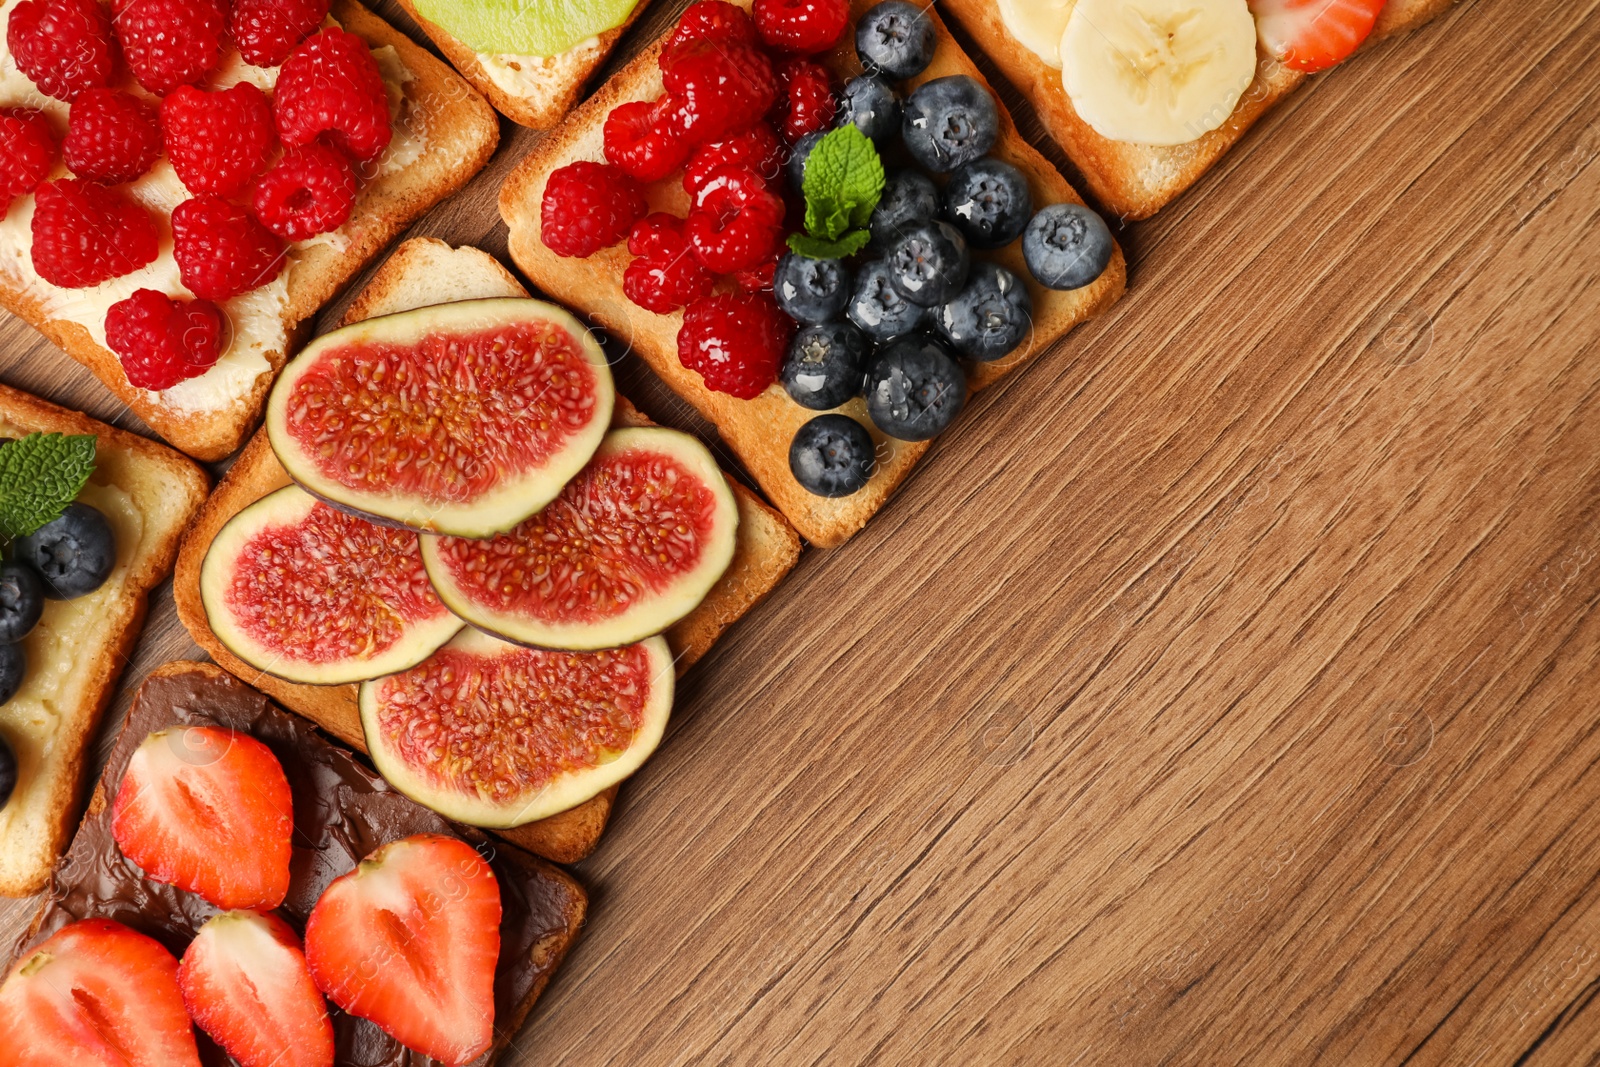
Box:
[787, 229, 872, 260]
[800, 125, 886, 242]
[0, 434, 97, 540]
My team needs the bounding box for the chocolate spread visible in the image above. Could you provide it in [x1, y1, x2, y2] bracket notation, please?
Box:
[11, 666, 585, 1067]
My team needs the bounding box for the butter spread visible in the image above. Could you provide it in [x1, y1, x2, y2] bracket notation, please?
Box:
[475, 38, 603, 100]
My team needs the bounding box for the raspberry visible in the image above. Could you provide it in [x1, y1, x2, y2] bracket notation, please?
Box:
[63, 90, 159, 184]
[275, 28, 394, 164]
[106, 288, 225, 391]
[662, 38, 777, 146]
[603, 98, 691, 184]
[663, 0, 756, 62]
[678, 292, 793, 399]
[0, 109, 57, 212]
[6, 0, 116, 102]
[253, 142, 357, 241]
[231, 0, 330, 67]
[686, 164, 786, 274]
[115, 0, 226, 94]
[735, 254, 779, 292]
[772, 58, 837, 143]
[172, 195, 287, 301]
[540, 161, 646, 259]
[162, 84, 277, 198]
[31, 180, 158, 288]
[753, 0, 848, 54]
[683, 122, 783, 198]
[623, 213, 713, 314]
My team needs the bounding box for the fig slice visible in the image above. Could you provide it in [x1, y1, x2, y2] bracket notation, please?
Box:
[359, 628, 673, 827]
[419, 426, 740, 651]
[200, 485, 463, 685]
[267, 298, 615, 537]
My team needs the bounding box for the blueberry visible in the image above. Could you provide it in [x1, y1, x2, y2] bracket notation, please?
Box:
[836, 75, 901, 144]
[869, 169, 941, 249]
[1022, 202, 1114, 290]
[847, 259, 928, 341]
[15, 502, 116, 600]
[774, 254, 852, 326]
[788, 130, 825, 192]
[781, 322, 871, 410]
[902, 76, 998, 173]
[790, 414, 876, 497]
[935, 262, 1033, 362]
[944, 157, 1032, 249]
[0, 730, 14, 808]
[0, 644, 23, 708]
[856, 1, 936, 80]
[865, 334, 966, 441]
[886, 220, 970, 307]
[0, 564, 43, 644]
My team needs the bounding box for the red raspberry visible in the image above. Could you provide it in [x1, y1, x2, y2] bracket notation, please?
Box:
[735, 254, 779, 292]
[662, 38, 778, 146]
[172, 195, 287, 300]
[115, 0, 226, 94]
[623, 213, 713, 314]
[678, 292, 793, 399]
[31, 180, 158, 288]
[540, 161, 646, 259]
[275, 28, 393, 164]
[106, 288, 225, 391]
[772, 58, 837, 143]
[603, 98, 691, 184]
[6, 0, 116, 102]
[231, 0, 331, 67]
[63, 90, 160, 185]
[0, 109, 57, 212]
[253, 143, 357, 241]
[665, 1, 756, 51]
[683, 122, 783, 198]
[754, 0, 848, 53]
[687, 164, 785, 274]
[162, 84, 277, 198]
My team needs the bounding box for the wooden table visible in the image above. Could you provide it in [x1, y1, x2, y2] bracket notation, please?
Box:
[5, 0, 1600, 1062]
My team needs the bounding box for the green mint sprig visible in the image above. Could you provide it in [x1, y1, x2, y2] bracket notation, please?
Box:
[0, 433, 97, 540]
[787, 124, 885, 260]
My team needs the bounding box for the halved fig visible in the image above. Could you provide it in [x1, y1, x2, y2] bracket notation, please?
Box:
[266, 298, 615, 537]
[359, 628, 673, 827]
[420, 427, 739, 651]
[201, 485, 463, 685]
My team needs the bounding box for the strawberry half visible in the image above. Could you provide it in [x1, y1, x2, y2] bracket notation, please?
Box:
[0, 918, 200, 1067]
[304, 834, 501, 1067]
[179, 911, 334, 1067]
[110, 725, 294, 911]
[1250, 0, 1386, 73]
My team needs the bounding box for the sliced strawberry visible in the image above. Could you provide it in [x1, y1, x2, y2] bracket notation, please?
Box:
[1250, 0, 1386, 73]
[178, 911, 334, 1067]
[110, 726, 293, 911]
[304, 834, 501, 1067]
[0, 918, 200, 1067]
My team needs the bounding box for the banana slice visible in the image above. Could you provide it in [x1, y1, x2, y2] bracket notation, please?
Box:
[997, 0, 1076, 68]
[1060, 0, 1258, 147]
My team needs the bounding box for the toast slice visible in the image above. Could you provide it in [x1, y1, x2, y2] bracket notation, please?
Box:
[0, 0, 500, 461]
[500, 0, 1127, 548]
[173, 237, 803, 863]
[938, 0, 1461, 221]
[395, 0, 655, 129]
[0, 387, 209, 896]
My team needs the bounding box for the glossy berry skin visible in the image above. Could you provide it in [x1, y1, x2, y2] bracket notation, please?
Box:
[786, 129, 824, 192]
[63, 91, 159, 185]
[540, 160, 646, 258]
[31, 180, 158, 289]
[6, 0, 116, 101]
[115, 0, 227, 95]
[869, 168, 940, 249]
[232, 0, 331, 67]
[790, 414, 875, 497]
[275, 28, 393, 164]
[662, 37, 778, 146]
[0, 563, 44, 645]
[172, 195, 287, 301]
[605, 98, 691, 183]
[864, 333, 966, 441]
[944, 157, 1032, 249]
[0, 109, 56, 211]
[685, 122, 784, 198]
[886, 220, 971, 307]
[934, 261, 1033, 362]
[782, 321, 871, 410]
[856, 1, 937, 80]
[847, 259, 927, 341]
[624, 213, 713, 313]
[773, 58, 836, 144]
[253, 142, 358, 241]
[162, 83, 277, 198]
[753, 0, 848, 54]
[678, 291, 794, 399]
[836, 76, 900, 144]
[774, 252, 851, 325]
[902, 76, 999, 172]
[106, 288, 226, 390]
[15, 502, 116, 600]
[0, 730, 15, 804]
[664, 0, 758, 55]
[687, 163, 785, 274]
[1022, 202, 1114, 290]
[0, 644, 23, 706]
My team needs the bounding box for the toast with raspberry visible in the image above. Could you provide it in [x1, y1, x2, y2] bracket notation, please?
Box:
[938, 0, 1460, 221]
[0, 385, 209, 896]
[0, 0, 499, 462]
[172, 237, 803, 864]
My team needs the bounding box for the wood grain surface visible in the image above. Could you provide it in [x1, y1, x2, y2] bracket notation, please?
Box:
[4, 0, 1600, 1062]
